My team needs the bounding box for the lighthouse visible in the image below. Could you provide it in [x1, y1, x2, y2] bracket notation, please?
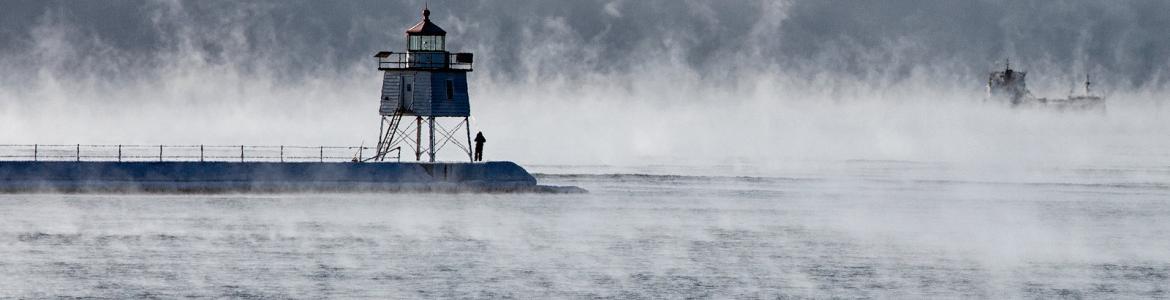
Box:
[370, 6, 475, 162]
[0, 5, 588, 194]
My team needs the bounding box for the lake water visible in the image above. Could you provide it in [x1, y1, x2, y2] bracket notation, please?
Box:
[1, 161, 1168, 298]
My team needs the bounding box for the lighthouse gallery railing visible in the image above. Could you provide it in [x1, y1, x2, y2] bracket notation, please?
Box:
[0, 144, 396, 162]
[376, 52, 473, 70]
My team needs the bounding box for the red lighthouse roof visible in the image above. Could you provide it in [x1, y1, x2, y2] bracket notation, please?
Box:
[406, 7, 446, 36]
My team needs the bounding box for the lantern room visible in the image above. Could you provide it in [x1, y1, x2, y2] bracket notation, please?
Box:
[406, 9, 446, 52]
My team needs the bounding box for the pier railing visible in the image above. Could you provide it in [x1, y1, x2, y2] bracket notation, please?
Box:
[0, 144, 397, 163]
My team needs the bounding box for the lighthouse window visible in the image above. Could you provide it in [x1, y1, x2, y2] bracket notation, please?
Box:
[446, 80, 454, 100]
[409, 35, 445, 51]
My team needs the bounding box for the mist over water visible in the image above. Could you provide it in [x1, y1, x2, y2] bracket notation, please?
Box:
[2, 166, 1169, 298]
[1, 0, 1168, 167]
[1, 1, 1169, 298]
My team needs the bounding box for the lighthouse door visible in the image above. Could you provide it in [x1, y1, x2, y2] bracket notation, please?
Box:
[401, 75, 415, 111]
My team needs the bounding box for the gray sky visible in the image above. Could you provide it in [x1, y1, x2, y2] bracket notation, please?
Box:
[1, 0, 1167, 88]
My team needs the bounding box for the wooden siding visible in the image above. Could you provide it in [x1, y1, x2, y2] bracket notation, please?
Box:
[413, 72, 433, 116]
[380, 71, 431, 115]
[428, 72, 470, 117]
[379, 73, 401, 115]
[380, 70, 469, 117]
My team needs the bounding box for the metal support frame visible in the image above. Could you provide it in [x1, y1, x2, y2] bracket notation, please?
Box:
[368, 113, 473, 163]
[370, 111, 409, 162]
[431, 118, 470, 156]
[416, 117, 422, 160]
[465, 117, 473, 162]
[428, 117, 436, 162]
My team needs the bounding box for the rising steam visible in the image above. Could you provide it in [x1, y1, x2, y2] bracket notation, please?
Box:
[0, 0, 1167, 168]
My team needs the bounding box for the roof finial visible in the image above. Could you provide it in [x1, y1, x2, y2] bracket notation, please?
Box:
[423, 3, 431, 20]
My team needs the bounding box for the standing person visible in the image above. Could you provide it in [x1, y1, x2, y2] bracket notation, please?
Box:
[474, 131, 486, 161]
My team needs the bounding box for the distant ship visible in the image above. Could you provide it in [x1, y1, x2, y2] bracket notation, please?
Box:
[987, 60, 1105, 111]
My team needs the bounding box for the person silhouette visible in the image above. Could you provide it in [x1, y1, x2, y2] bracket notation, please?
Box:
[473, 131, 486, 161]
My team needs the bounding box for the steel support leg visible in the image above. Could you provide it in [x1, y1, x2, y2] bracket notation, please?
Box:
[416, 117, 423, 161]
[465, 117, 473, 162]
[375, 116, 385, 160]
[428, 117, 436, 163]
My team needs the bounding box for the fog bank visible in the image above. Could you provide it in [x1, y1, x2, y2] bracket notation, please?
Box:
[1, 0, 1167, 167]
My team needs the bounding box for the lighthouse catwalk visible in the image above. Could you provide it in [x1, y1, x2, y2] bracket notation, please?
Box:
[0, 8, 583, 194]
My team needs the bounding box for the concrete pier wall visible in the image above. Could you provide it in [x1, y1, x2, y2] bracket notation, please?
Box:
[0, 161, 559, 193]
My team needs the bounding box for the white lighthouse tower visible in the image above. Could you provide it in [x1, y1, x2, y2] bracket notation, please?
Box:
[370, 6, 475, 162]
